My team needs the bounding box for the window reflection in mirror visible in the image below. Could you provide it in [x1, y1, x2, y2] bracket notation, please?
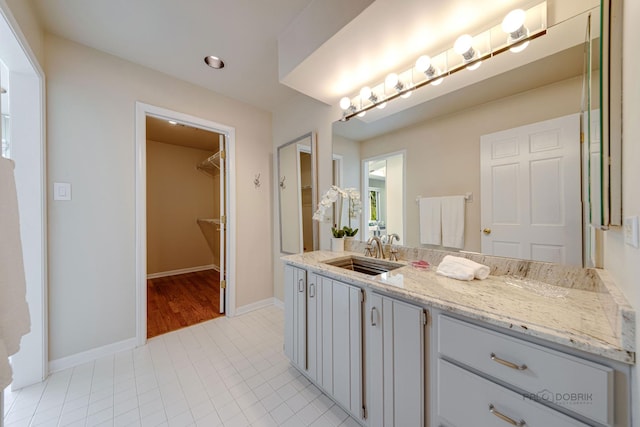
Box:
[363, 152, 404, 241]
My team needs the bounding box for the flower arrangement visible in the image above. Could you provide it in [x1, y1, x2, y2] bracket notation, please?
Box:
[313, 185, 362, 238]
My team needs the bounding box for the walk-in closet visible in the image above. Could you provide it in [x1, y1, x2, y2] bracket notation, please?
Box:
[145, 116, 227, 338]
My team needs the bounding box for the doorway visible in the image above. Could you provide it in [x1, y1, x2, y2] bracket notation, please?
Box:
[145, 116, 226, 337]
[135, 103, 236, 346]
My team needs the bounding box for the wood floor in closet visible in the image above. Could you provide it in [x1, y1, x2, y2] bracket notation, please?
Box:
[147, 269, 222, 338]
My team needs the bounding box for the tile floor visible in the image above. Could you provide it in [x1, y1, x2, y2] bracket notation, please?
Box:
[3, 306, 360, 427]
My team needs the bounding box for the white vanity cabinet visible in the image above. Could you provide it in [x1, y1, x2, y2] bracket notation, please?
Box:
[366, 293, 427, 427]
[434, 315, 618, 427]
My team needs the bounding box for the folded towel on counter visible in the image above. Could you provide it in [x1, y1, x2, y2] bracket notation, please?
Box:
[419, 197, 441, 245]
[436, 255, 490, 281]
[440, 195, 465, 249]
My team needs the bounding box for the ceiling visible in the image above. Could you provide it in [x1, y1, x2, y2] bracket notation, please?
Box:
[30, 0, 317, 111]
[146, 116, 221, 151]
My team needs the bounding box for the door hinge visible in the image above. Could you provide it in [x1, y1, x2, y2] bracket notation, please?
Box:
[361, 405, 367, 419]
[220, 150, 226, 160]
[360, 290, 365, 303]
[422, 310, 429, 325]
[221, 215, 226, 225]
[580, 132, 584, 144]
[220, 280, 227, 289]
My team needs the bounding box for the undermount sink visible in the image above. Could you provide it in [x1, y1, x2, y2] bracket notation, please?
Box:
[323, 255, 403, 276]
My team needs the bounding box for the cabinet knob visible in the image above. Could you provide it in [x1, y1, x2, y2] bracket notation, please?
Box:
[483, 228, 492, 235]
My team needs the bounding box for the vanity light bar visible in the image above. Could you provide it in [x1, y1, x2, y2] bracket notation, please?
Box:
[339, 1, 547, 122]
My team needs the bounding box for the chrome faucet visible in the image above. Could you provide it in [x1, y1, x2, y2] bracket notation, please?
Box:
[386, 233, 400, 261]
[365, 236, 385, 259]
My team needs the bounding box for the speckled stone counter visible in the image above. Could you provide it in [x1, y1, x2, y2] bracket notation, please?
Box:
[282, 250, 636, 364]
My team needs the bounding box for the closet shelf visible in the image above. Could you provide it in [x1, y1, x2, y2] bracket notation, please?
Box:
[196, 151, 221, 175]
[197, 218, 221, 225]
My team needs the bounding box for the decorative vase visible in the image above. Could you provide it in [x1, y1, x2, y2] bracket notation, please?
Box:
[331, 237, 345, 252]
[344, 236, 354, 251]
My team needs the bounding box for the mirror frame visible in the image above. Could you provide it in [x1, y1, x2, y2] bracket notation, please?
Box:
[599, 0, 622, 228]
[277, 132, 318, 254]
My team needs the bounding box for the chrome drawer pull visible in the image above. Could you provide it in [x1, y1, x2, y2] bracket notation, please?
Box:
[489, 404, 526, 426]
[490, 353, 527, 371]
[298, 278, 304, 293]
[371, 307, 378, 326]
[309, 283, 315, 298]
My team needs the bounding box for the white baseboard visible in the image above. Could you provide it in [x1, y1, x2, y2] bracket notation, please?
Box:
[234, 298, 277, 316]
[49, 337, 137, 373]
[273, 298, 284, 309]
[147, 264, 217, 279]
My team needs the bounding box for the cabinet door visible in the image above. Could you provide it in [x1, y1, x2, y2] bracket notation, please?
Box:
[367, 293, 425, 427]
[306, 272, 322, 383]
[321, 278, 363, 419]
[283, 264, 306, 370]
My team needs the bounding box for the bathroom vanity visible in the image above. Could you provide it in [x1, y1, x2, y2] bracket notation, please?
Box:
[281, 247, 635, 427]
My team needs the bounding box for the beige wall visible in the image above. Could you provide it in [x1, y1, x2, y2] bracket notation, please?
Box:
[146, 140, 216, 275]
[606, 0, 640, 423]
[360, 75, 583, 250]
[45, 34, 273, 360]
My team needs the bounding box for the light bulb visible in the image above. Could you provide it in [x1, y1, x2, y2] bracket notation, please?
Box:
[339, 97, 352, 110]
[415, 55, 432, 73]
[360, 86, 372, 100]
[385, 73, 399, 89]
[377, 102, 387, 109]
[502, 9, 526, 34]
[454, 34, 474, 56]
[400, 91, 412, 99]
[431, 77, 444, 86]
[357, 110, 366, 117]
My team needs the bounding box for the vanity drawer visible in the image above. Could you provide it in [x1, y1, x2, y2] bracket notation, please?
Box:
[438, 315, 613, 425]
[437, 359, 589, 427]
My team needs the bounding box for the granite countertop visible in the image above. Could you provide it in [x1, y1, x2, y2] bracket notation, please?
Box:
[282, 250, 636, 364]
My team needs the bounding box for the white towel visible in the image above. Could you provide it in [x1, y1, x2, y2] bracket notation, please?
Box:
[441, 195, 465, 249]
[419, 197, 441, 245]
[0, 157, 31, 390]
[436, 255, 490, 281]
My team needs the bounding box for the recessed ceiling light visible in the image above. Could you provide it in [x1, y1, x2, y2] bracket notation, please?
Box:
[204, 56, 225, 69]
[168, 120, 177, 125]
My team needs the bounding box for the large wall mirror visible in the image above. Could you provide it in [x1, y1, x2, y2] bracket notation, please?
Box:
[278, 132, 318, 254]
[332, 2, 619, 267]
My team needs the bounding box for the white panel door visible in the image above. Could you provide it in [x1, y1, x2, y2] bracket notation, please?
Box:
[480, 114, 581, 265]
[367, 294, 425, 427]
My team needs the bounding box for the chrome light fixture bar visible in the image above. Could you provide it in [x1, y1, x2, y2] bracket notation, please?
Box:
[339, 2, 547, 121]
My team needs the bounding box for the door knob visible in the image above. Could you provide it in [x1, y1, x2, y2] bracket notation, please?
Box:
[483, 228, 492, 235]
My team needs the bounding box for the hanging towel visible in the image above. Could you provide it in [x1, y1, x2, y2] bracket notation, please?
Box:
[419, 197, 441, 245]
[436, 255, 491, 281]
[441, 195, 465, 249]
[0, 157, 31, 390]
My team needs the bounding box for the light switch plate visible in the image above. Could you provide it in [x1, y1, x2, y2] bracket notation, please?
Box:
[53, 182, 71, 201]
[623, 216, 639, 248]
